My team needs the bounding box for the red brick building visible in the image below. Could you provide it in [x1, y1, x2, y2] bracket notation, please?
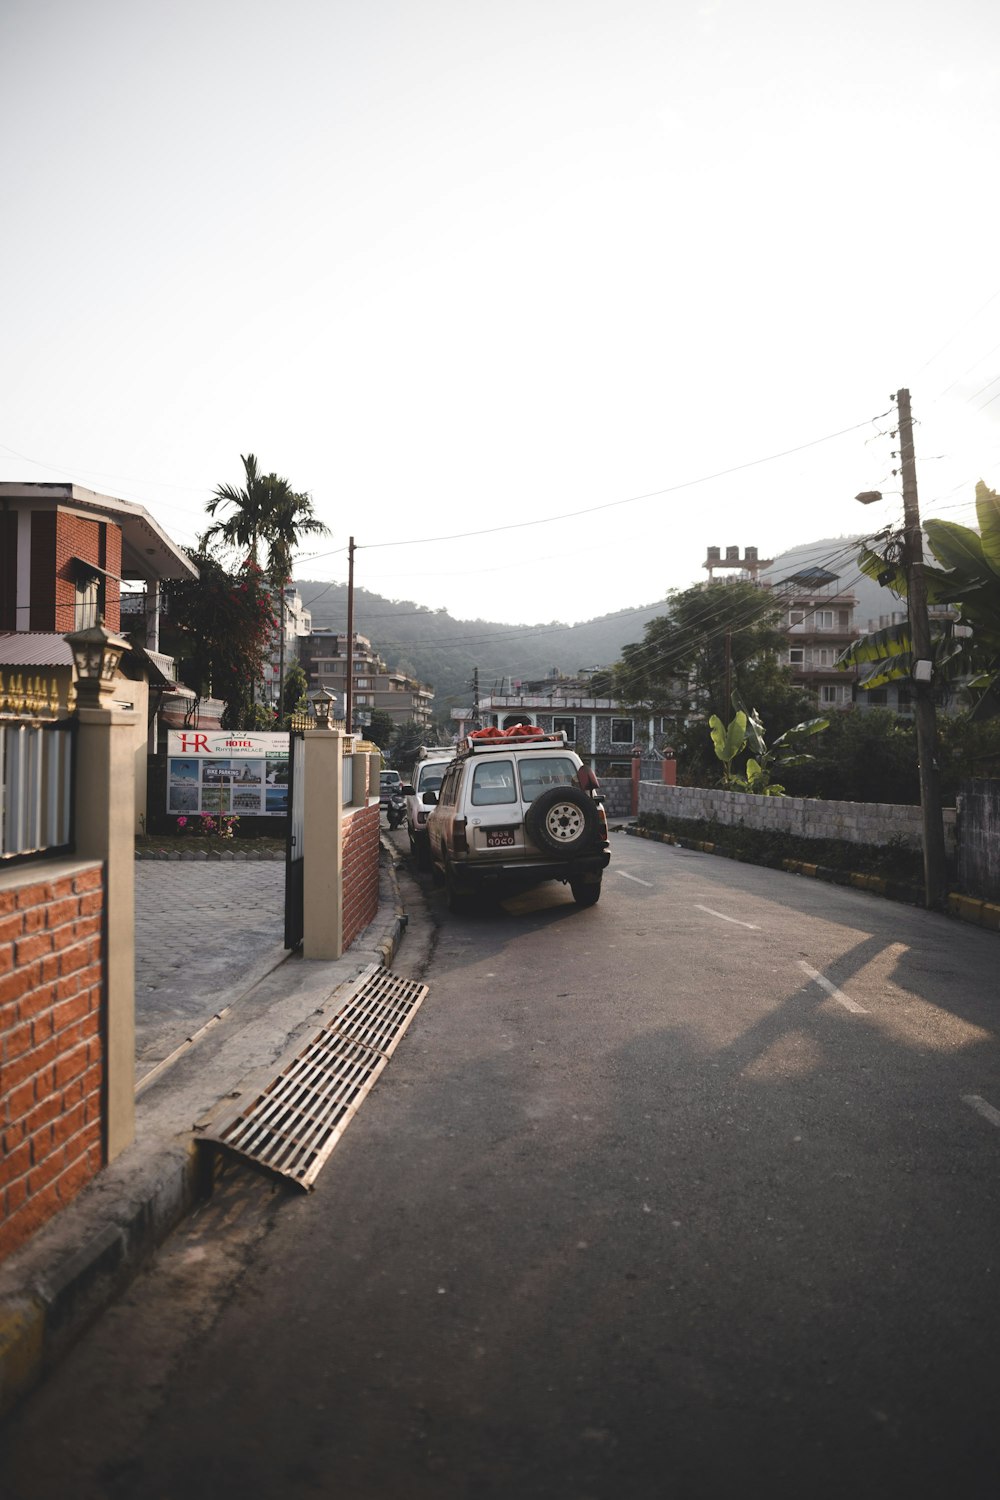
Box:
[0, 481, 196, 642]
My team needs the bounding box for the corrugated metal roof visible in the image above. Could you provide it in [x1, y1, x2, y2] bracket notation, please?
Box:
[0, 632, 73, 667]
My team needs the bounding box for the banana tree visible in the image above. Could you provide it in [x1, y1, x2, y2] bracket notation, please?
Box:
[838, 481, 1000, 707]
[709, 701, 828, 795]
[709, 710, 749, 783]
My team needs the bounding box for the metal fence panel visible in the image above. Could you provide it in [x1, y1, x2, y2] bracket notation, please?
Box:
[0, 719, 75, 862]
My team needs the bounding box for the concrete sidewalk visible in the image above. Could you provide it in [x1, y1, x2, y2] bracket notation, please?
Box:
[134, 862, 289, 1087]
[0, 840, 409, 1420]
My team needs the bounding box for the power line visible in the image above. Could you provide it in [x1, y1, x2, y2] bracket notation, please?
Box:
[295, 413, 888, 562]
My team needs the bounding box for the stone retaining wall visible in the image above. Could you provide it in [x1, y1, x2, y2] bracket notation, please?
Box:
[637, 781, 958, 855]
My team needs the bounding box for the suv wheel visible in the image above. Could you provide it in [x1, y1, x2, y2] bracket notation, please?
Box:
[570, 877, 602, 908]
[525, 786, 600, 857]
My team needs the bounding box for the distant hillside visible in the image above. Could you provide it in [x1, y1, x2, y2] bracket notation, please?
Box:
[293, 581, 671, 709]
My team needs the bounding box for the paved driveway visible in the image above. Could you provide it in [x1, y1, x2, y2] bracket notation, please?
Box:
[134, 863, 286, 1076]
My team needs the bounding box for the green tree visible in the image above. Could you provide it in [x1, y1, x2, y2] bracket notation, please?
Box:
[838, 481, 1000, 714]
[780, 709, 919, 805]
[709, 700, 828, 796]
[390, 719, 436, 766]
[204, 454, 328, 709]
[160, 550, 277, 729]
[365, 710, 396, 750]
[204, 454, 276, 566]
[611, 580, 814, 781]
[279, 662, 309, 727]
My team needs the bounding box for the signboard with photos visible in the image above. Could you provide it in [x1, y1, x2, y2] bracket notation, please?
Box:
[166, 730, 290, 818]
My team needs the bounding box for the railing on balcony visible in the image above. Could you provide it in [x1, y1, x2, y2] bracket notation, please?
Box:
[0, 717, 75, 863]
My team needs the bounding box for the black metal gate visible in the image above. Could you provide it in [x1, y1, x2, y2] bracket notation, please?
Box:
[284, 727, 306, 948]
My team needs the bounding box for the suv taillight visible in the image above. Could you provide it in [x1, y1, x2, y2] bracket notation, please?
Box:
[453, 817, 468, 853]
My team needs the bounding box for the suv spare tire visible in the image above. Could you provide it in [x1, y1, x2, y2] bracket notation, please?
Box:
[524, 786, 601, 857]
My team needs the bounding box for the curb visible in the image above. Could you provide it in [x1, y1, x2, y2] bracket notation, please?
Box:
[625, 825, 1000, 929]
[0, 848, 409, 1423]
[0, 1140, 203, 1422]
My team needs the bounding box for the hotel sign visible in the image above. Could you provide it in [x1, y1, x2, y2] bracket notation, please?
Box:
[166, 730, 290, 818]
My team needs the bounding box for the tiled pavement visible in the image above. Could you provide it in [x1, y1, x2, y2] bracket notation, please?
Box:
[134, 862, 287, 1079]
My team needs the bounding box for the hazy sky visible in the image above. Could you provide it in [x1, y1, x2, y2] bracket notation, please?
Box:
[3, 0, 1000, 625]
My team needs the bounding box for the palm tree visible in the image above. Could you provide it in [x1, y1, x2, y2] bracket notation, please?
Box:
[205, 454, 330, 708]
[204, 453, 273, 566]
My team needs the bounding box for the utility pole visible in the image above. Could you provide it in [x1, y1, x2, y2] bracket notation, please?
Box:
[724, 628, 733, 714]
[473, 666, 480, 725]
[895, 388, 948, 910]
[345, 536, 355, 734]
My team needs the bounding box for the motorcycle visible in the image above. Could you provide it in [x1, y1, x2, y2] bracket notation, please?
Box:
[386, 788, 407, 831]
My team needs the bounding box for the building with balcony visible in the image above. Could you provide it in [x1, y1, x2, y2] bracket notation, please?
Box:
[262, 584, 312, 706]
[451, 671, 674, 777]
[769, 565, 859, 710]
[302, 630, 434, 733]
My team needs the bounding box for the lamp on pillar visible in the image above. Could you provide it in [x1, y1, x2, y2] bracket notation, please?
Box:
[65, 617, 130, 704]
[310, 687, 335, 729]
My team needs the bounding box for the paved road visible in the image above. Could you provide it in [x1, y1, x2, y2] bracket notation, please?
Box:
[4, 835, 1000, 1498]
[134, 862, 285, 1075]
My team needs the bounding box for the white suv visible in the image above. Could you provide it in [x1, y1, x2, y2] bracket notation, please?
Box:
[425, 730, 609, 910]
[401, 748, 456, 867]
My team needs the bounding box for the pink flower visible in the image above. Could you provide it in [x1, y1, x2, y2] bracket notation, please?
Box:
[177, 816, 187, 828]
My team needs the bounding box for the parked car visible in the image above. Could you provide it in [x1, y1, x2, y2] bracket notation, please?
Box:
[401, 747, 456, 867]
[379, 769, 403, 809]
[425, 729, 609, 911]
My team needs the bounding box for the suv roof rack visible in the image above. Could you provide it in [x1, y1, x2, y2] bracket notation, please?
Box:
[460, 730, 568, 755]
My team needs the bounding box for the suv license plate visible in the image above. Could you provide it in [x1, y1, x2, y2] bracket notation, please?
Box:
[485, 829, 515, 848]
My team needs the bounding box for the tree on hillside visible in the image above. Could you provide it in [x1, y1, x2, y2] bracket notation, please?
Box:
[838, 480, 1000, 715]
[159, 549, 277, 729]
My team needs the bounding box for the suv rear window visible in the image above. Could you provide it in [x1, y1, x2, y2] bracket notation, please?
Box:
[517, 755, 579, 803]
[471, 759, 516, 806]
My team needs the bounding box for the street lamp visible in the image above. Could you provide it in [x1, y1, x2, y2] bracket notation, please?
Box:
[65, 617, 130, 704]
[310, 687, 335, 729]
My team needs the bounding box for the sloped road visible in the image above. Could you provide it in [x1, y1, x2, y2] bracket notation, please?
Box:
[3, 835, 999, 1498]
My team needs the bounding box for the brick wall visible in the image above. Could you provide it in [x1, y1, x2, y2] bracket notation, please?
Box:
[0, 862, 105, 1265]
[40, 512, 122, 633]
[638, 781, 958, 856]
[341, 803, 380, 950]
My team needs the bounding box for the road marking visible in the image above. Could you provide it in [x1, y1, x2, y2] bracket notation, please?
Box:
[798, 960, 867, 1013]
[694, 904, 760, 930]
[617, 871, 653, 887]
[962, 1094, 1000, 1130]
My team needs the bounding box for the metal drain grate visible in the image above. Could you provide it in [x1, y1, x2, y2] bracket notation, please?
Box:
[200, 965, 428, 1189]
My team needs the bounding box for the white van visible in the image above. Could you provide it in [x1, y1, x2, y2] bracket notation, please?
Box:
[401, 747, 455, 867]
